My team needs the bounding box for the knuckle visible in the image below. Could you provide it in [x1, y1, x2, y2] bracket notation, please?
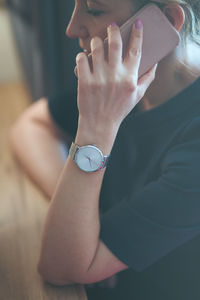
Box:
[90, 80, 105, 91]
[92, 45, 103, 56]
[107, 79, 116, 89]
[123, 78, 137, 92]
[128, 47, 141, 58]
[107, 75, 120, 87]
[110, 40, 121, 51]
[133, 30, 142, 39]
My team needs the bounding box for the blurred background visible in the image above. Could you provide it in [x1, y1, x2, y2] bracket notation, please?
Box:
[0, 0, 80, 100]
[0, 2, 84, 298]
[0, 0, 81, 236]
[0, 0, 81, 198]
[0, 0, 81, 203]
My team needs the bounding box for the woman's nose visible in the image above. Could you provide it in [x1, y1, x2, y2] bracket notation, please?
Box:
[66, 10, 88, 39]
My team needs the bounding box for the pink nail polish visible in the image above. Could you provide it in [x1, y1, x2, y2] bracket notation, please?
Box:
[110, 22, 117, 27]
[135, 19, 143, 30]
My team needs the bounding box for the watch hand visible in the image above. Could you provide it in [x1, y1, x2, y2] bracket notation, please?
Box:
[85, 155, 100, 168]
[85, 155, 93, 168]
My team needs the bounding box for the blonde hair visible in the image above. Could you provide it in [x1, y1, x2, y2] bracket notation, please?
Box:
[138, 0, 200, 48]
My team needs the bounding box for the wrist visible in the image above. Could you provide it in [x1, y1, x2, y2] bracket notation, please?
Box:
[75, 117, 119, 154]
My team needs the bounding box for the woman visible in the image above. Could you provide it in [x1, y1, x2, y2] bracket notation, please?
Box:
[10, 0, 200, 299]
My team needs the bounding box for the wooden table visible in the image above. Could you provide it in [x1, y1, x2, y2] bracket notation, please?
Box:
[0, 82, 87, 300]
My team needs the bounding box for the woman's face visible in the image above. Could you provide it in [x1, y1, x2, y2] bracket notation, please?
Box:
[66, 0, 142, 52]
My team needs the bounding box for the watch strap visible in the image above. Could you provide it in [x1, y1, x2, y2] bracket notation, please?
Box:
[69, 142, 80, 161]
[98, 154, 109, 170]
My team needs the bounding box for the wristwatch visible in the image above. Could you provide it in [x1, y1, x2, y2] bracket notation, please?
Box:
[69, 142, 110, 172]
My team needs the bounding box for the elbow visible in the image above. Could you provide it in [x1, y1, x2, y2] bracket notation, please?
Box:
[37, 256, 93, 286]
[37, 260, 71, 286]
[37, 256, 77, 286]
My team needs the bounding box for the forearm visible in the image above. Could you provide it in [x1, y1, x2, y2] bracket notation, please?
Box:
[38, 120, 118, 283]
[38, 21, 152, 284]
[10, 120, 68, 199]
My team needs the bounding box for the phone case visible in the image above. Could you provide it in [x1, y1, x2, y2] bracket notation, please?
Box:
[87, 3, 180, 77]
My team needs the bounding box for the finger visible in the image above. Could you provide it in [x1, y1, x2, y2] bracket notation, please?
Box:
[123, 19, 143, 76]
[137, 63, 158, 96]
[91, 36, 105, 73]
[107, 23, 123, 68]
[76, 52, 91, 79]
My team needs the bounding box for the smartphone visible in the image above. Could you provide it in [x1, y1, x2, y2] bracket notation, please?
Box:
[82, 3, 180, 78]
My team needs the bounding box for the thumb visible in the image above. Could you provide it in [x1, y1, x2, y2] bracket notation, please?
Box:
[138, 62, 158, 88]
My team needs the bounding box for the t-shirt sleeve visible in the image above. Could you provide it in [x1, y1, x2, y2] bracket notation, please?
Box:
[100, 117, 200, 272]
[48, 86, 79, 139]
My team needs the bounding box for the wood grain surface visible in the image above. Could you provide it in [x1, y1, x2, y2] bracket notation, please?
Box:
[0, 82, 87, 300]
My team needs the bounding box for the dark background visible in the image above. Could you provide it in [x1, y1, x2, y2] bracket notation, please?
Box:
[5, 0, 81, 100]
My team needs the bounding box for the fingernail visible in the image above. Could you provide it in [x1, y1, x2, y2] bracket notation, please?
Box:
[135, 19, 143, 30]
[109, 22, 117, 28]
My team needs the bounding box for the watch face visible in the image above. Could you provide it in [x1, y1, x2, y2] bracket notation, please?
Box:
[75, 145, 104, 172]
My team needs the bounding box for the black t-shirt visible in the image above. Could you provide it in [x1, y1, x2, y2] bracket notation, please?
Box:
[48, 77, 200, 299]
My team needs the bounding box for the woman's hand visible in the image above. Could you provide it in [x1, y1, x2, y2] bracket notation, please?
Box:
[75, 20, 157, 132]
